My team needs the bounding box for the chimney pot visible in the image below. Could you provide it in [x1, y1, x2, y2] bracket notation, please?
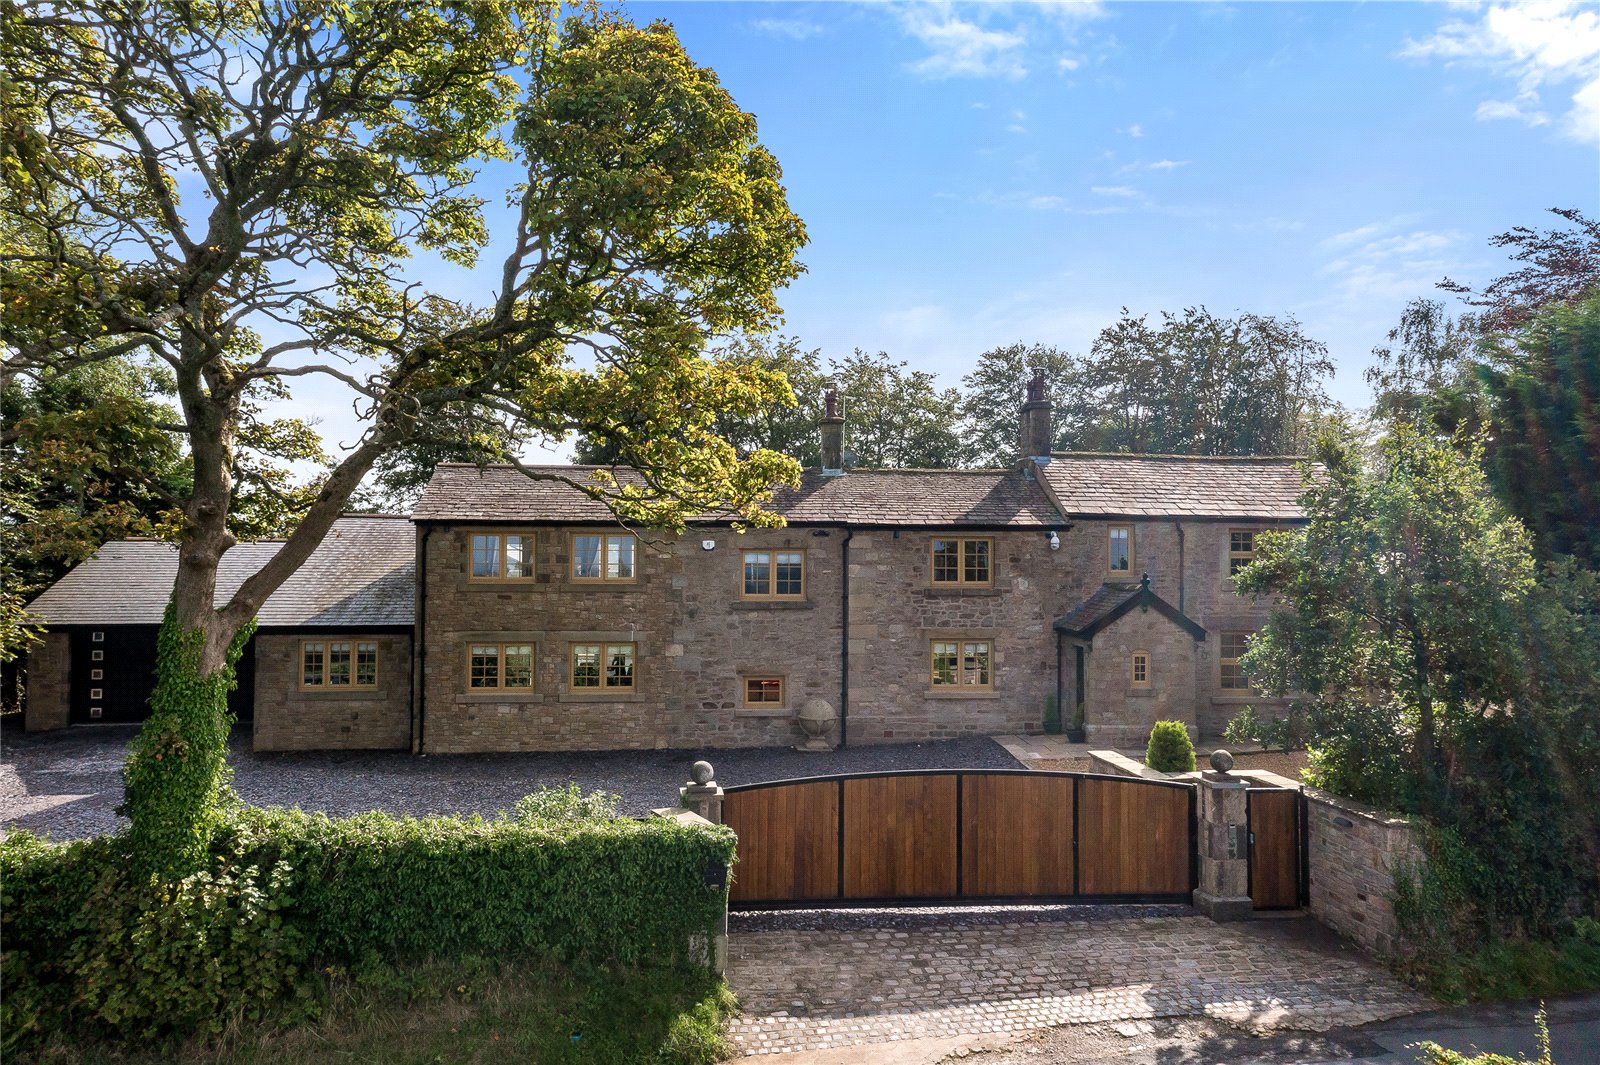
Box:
[820, 388, 846, 475]
[1018, 370, 1053, 463]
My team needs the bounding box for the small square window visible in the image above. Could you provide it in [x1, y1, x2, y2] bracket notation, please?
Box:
[91, 649, 104, 661]
[743, 676, 785, 706]
[90, 687, 103, 700]
[90, 669, 103, 681]
[89, 707, 103, 719]
[91, 631, 104, 642]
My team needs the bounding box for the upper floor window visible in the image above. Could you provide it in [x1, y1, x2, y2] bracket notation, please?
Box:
[743, 550, 805, 599]
[1131, 650, 1151, 688]
[1229, 530, 1257, 577]
[572, 533, 635, 582]
[470, 533, 534, 580]
[468, 642, 534, 691]
[570, 642, 636, 690]
[302, 639, 378, 690]
[1220, 632, 1252, 690]
[931, 538, 992, 586]
[1108, 525, 1133, 574]
[931, 639, 993, 689]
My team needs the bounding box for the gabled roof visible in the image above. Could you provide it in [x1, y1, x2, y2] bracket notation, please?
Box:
[24, 515, 414, 628]
[1038, 452, 1308, 520]
[413, 464, 1063, 528]
[1054, 575, 1206, 641]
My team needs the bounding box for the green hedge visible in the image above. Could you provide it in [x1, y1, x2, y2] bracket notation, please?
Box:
[1, 801, 735, 1052]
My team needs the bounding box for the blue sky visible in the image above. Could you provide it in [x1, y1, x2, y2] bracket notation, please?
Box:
[288, 1, 1599, 459]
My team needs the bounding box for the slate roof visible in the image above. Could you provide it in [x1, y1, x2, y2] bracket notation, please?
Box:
[1039, 453, 1309, 520]
[24, 516, 414, 627]
[1053, 576, 1206, 641]
[412, 464, 1063, 528]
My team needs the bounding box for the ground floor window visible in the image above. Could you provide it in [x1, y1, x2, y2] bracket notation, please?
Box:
[570, 642, 635, 690]
[930, 639, 992, 689]
[1220, 632, 1252, 690]
[468, 642, 534, 691]
[301, 639, 379, 689]
[742, 676, 785, 707]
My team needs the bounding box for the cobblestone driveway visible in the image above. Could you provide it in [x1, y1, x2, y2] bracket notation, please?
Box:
[725, 908, 1431, 1057]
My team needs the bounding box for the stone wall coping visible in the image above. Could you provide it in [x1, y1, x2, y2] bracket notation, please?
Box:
[1303, 785, 1416, 830]
[650, 807, 717, 829]
[1087, 749, 1173, 780]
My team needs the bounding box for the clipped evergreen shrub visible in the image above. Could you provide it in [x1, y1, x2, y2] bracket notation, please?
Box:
[1145, 720, 1197, 773]
[0, 797, 736, 1052]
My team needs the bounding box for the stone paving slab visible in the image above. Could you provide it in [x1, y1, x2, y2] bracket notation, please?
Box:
[725, 913, 1431, 1057]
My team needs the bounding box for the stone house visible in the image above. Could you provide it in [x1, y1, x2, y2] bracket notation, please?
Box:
[21, 387, 1304, 752]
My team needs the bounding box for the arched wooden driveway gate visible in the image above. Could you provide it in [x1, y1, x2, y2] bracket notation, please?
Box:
[722, 769, 1197, 908]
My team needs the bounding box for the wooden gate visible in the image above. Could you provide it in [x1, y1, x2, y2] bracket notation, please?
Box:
[1246, 787, 1306, 910]
[722, 770, 1195, 907]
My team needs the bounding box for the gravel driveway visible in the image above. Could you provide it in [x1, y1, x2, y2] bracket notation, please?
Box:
[0, 724, 1018, 840]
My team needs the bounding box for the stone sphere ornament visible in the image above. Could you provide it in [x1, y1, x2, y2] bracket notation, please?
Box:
[689, 760, 715, 786]
[796, 698, 838, 752]
[1209, 749, 1235, 774]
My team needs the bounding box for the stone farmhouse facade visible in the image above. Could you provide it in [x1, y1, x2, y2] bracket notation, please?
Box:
[23, 388, 1305, 753]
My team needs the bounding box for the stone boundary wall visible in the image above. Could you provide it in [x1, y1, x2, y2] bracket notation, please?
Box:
[1088, 749, 1171, 779]
[1304, 786, 1425, 958]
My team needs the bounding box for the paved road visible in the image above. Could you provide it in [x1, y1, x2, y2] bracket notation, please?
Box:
[724, 909, 1431, 1058]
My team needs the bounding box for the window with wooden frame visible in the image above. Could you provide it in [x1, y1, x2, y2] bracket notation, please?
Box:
[1228, 529, 1257, 577]
[469, 532, 534, 580]
[569, 642, 635, 690]
[930, 639, 993, 689]
[466, 642, 534, 691]
[742, 676, 785, 707]
[301, 639, 379, 689]
[1220, 632, 1252, 690]
[1108, 524, 1133, 575]
[930, 537, 992, 586]
[571, 533, 636, 582]
[742, 550, 804, 599]
[1131, 650, 1151, 688]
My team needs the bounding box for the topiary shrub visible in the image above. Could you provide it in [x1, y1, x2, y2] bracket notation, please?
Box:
[1145, 720, 1196, 773]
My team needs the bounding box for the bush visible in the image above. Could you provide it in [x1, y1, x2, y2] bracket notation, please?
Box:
[1145, 720, 1196, 773]
[0, 791, 736, 1053]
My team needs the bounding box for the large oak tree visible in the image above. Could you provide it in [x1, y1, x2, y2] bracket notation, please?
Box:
[0, 0, 806, 870]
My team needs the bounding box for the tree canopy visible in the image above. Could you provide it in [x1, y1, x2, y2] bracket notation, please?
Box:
[1, 0, 807, 871]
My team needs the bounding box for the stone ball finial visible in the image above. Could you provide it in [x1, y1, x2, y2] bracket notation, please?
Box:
[1209, 749, 1235, 774]
[690, 760, 715, 786]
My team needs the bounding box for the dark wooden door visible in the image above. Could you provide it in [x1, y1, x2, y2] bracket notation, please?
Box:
[1248, 788, 1303, 910]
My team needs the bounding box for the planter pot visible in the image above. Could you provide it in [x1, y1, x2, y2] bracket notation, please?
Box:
[1065, 726, 1086, 743]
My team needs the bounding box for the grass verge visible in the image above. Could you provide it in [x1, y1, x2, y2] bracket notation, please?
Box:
[26, 957, 736, 1065]
[1408, 926, 1600, 1004]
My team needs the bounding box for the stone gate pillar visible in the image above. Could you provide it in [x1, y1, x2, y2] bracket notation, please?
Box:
[1193, 750, 1253, 921]
[662, 760, 730, 975]
[679, 759, 724, 824]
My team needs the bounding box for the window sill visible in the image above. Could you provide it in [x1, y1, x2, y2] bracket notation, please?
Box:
[730, 600, 815, 611]
[734, 707, 792, 718]
[455, 692, 543, 705]
[558, 690, 644, 703]
[923, 586, 1000, 597]
[1210, 692, 1264, 703]
[925, 689, 1001, 700]
[1127, 689, 1157, 699]
[294, 688, 389, 701]
[554, 582, 640, 592]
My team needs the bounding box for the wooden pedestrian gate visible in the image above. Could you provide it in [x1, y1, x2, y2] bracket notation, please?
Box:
[1247, 786, 1307, 910]
[722, 770, 1196, 907]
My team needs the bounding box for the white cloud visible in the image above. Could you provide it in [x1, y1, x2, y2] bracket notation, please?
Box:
[1401, 1, 1600, 142]
[1091, 185, 1139, 197]
[900, 9, 1028, 80]
[750, 18, 826, 41]
[1125, 123, 1145, 138]
[1058, 56, 1082, 72]
[1318, 225, 1467, 299]
[1120, 158, 1189, 172]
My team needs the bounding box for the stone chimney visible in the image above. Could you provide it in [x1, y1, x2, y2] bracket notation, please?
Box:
[1018, 369, 1053, 462]
[820, 388, 846, 476]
